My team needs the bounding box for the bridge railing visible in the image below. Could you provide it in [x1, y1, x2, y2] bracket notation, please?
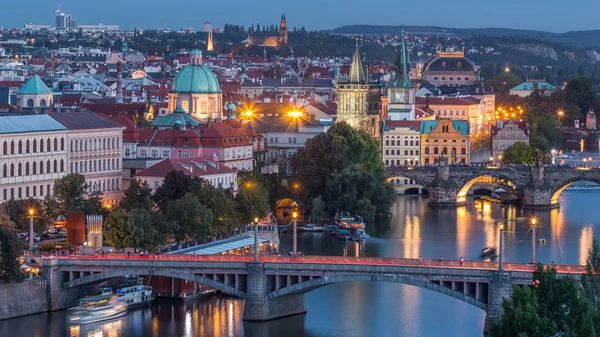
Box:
[52, 255, 587, 274]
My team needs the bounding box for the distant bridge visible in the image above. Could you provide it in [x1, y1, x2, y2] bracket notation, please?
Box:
[387, 163, 600, 208]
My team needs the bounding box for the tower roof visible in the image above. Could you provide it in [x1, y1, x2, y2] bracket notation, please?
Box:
[17, 74, 53, 95]
[349, 41, 367, 84]
[390, 32, 414, 89]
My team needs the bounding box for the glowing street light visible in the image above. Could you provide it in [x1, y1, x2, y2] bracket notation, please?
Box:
[288, 111, 303, 118]
[292, 210, 298, 256]
[557, 110, 565, 117]
[244, 110, 253, 118]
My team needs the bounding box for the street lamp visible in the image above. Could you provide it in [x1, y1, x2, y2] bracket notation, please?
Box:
[253, 217, 259, 262]
[498, 224, 505, 271]
[292, 210, 298, 256]
[28, 209, 35, 252]
[530, 217, 538, 263]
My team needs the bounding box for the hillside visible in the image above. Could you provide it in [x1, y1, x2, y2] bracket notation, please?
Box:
[329, 25, 600, 49]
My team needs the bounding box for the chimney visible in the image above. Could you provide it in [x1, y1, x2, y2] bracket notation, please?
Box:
[116, 61, 124, 104]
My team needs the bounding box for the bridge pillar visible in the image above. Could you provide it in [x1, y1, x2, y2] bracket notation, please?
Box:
[42, 258, 62, 311]
[485, 271, 513, 332]
[427, 159, 466, 207]
[522, 165, 556, 209]
[243, 263, 306, 321]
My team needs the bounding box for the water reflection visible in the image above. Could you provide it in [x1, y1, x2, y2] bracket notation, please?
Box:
[4, 191, 600, 337]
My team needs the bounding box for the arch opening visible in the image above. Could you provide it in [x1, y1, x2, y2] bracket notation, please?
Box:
[551, 180, 600, 205]
[456, 175, 519, 204]
[387, 176, 427, 195]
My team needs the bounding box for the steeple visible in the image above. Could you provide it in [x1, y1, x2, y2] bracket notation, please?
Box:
[349, 38, 367, 84]
[279, 13, 288, 45]
[390, 31, 414, 88]
[207, 31, 214, 51]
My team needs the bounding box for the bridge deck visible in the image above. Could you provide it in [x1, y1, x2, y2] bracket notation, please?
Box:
[54, 255, 586, 274]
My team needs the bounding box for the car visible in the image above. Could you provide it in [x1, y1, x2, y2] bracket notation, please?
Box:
[17, 232, 28, 238]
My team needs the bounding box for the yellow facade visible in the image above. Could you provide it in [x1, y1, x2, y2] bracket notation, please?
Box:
[420, 119, 470, 165]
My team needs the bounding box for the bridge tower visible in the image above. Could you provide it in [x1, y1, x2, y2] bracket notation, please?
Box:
[243, 263, 307, 320]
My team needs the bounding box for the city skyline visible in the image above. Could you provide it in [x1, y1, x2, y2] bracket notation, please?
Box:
[6, 0, 600, 33]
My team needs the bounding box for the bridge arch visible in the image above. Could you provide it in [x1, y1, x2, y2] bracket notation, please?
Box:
[387, 176, 427, 195]
[456, 173, 520, 204]
[550, 177, 600, 205]
[267, 274, 487, 311]
[62, 268, 246, 298]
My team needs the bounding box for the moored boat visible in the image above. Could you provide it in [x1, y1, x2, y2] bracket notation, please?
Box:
[113, 277, 154, 309]
[67, 294, 128, 325]
[298, 224, 324, 232]
[350, 228, 370, 241]
[335, 228, 351, 240]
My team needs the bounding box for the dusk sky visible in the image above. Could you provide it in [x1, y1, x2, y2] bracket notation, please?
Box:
[7, 0, 600, 33]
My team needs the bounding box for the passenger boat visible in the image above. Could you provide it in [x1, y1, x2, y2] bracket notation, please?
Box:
[325, 224, 339, 233]
[67, 294, 128, 325]
[298, 224, 324, 232]
[480, 247, 497, 258]
[334, 228, 351, 240]
[350, 228, 370, 241]
[335, 212, 365, 229]
[113, 277, 154, 309]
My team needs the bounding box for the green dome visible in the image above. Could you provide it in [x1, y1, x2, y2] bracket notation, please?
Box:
[227, 103, 236, 111]
[171, 64, 221, 94]
[190, 49, 202, 55]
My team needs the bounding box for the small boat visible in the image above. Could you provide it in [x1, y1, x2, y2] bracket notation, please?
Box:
[278, 225, 288, 233]
[67, 294, 128, 325]
[350, 228, 370, 241]
[480, 247, 497, 258]
[324, 224, 339, 233]
[113, 277, 154, 309]
[298, 224, 324, 232]
[335, 212, 365, 229]
[537, 238, 547, 244]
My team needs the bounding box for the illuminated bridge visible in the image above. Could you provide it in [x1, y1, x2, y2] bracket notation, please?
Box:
[42, 255, 584, 330]
[387, 161, 600, 208]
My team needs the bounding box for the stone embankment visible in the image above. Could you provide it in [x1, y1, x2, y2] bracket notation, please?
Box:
[0, 278, 48, 320]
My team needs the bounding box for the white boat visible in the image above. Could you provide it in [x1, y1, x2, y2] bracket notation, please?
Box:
[350, 228, 370, 241]
[67, 294, 128, 325]
[298, 224, 324, 232]
[114, 277, 154, 309]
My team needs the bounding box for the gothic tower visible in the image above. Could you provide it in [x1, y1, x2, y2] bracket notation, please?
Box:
[336, 39, 381, 137]
[279, 14, 288, 45]
[387, 31, 416, 120]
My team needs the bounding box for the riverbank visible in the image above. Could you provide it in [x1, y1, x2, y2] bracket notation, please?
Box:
[0, 278, 48, 320]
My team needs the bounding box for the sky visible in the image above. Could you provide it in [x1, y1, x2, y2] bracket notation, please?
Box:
[6, 0, 600, 33]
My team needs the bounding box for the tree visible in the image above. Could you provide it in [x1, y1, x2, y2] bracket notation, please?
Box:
[502, 142, 536, 165]
[489, 264, 599, 337]
[104, 210, 136, 250]
[0, 227, 24, 283]
[166, 193, 214, 241]
[196, 187, 240, 234]
[310, 196, 325, 222]
[235, 173, 270, 224]
[582, 237, 600, 312]
[129, 209, 166, 252]
[53, 173, 88, 213]
[491, 72, 524, 93]
[565, 77, 596, 117]
[152, 170, 204, 213]
[120, 179, 154, 211]
[0, 203, 16, 232]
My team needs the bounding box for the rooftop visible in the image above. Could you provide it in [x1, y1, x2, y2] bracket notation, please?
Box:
[49, 111, 124, 130]
[0, 115, 68, 134]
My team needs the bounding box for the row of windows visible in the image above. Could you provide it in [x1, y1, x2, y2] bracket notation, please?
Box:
[384, 136, 417, 139]
[424, 139, 467, 143]
[26, 98, 49, 107]
[385, 140, 419, 146]
[70, 159, 120, 174]
[87, 179, 120, 193]
[2, 138, 64, 156]
[386, 160, 419, 167]
[2, 160, 64, 177]
[225, 148, 252, 160]
[424, 158, 467, 165]
[70, 137, 120, 152]
[385, 149, 419, 156]
[432, 77, 471, 81]
[2, 184, 52, 201]
[423, 147, 467, 155]
[138, 149, 171, 158]
[437, 110, 467, 117]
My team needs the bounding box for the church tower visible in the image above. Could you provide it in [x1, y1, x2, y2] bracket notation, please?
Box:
[207, 31, 214, 51]
[279, 14, 288, 45]
[387, 31, 416, 120]
[336, 40, 381, 137]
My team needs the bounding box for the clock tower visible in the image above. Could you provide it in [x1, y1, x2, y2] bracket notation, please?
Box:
[387, 32, 415, 121]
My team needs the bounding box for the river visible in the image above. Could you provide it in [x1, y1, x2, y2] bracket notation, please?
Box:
[2, 189, 599, 337]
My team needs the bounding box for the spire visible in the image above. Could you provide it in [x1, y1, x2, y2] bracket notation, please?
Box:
[390, 30, 414, 88]
[349, 38, 367, 84]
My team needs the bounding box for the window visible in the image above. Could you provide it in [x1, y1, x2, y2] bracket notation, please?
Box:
[2, 164, 6, 177]
[54, 160, 58, 173]
[385, 150, 389, 155]
[442, 61, 447, 67]
[385, 140, 389, 146]
[457, 62, 462, 68]
[181, 100, 189, 113]
[60, 138, 65, 151]
[54, 138, 58, 151]
[461, 148, 466, 155]
[404, 150, 408, 155]
[47, 138, 51, 152]
[200, 101, 208, 114]
[39, 161, 44, 174]
[154, 181, 160, 189]
[151, 150, 159, 158]
[27, 99, 34, 107]
[416, 150, 419, 155]
[17, 163, 21, 176]
[25, 140, 30, 153]
[425, 147, 429, 154]
[162, 150, 170, 158]
[46, 160, 51, 173]
[442, 147, 448, 154]
[10, 141, 14, 154]
[33, 186, 36, 197]
[40, 139, 44, 153]
[139, 149, 147, 157]
[25, 162, 29, 175]
[434, 148, 439, 155]
[60, 159, 64, 172]
[416, 141, 419, 146]
[391, 140, 395, 146]
[2, 141, 6, 155]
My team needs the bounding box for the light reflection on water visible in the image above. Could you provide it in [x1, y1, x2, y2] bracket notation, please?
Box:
[2, 190, 600, 337]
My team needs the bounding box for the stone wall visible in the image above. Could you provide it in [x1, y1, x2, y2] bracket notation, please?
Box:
[0, 278, 48, 320]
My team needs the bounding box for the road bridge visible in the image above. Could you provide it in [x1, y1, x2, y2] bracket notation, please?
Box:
[387, 161, 600, 208]
[41, 255, 584, 331]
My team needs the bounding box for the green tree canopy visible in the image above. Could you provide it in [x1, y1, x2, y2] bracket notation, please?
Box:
[104, 209, 136, 250]
[502, 142, 536, 164]
[53, 173, 88, 213]
[491, 72, 524, 93]
[129, 209, 166, 252]
[0, 227, 24, 283]
[566, 76, 596, 117]
[120, 179, 154, 211]
[235, 172, 270, 224]
[166, 193, 215, 241]
[152, 170, 205, 213]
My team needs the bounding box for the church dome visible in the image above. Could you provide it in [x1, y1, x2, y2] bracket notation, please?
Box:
[227, 103, 236, 111]
[171, 64, 221, 94]
[425, 54, 476, 72]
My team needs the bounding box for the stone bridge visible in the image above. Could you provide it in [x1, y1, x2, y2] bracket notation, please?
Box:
[387, 163, 600, 208]
[41, 255, 585, 332]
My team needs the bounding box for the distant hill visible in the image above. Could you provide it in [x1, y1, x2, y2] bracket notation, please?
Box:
[328, 25, 600, 49]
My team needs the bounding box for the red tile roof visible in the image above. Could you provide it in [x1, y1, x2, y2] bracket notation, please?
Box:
[135, 157, 236, 179]
[139, 129, 183, 146]
[78, 103, 147, 117]
[196, 122, 252, 147]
